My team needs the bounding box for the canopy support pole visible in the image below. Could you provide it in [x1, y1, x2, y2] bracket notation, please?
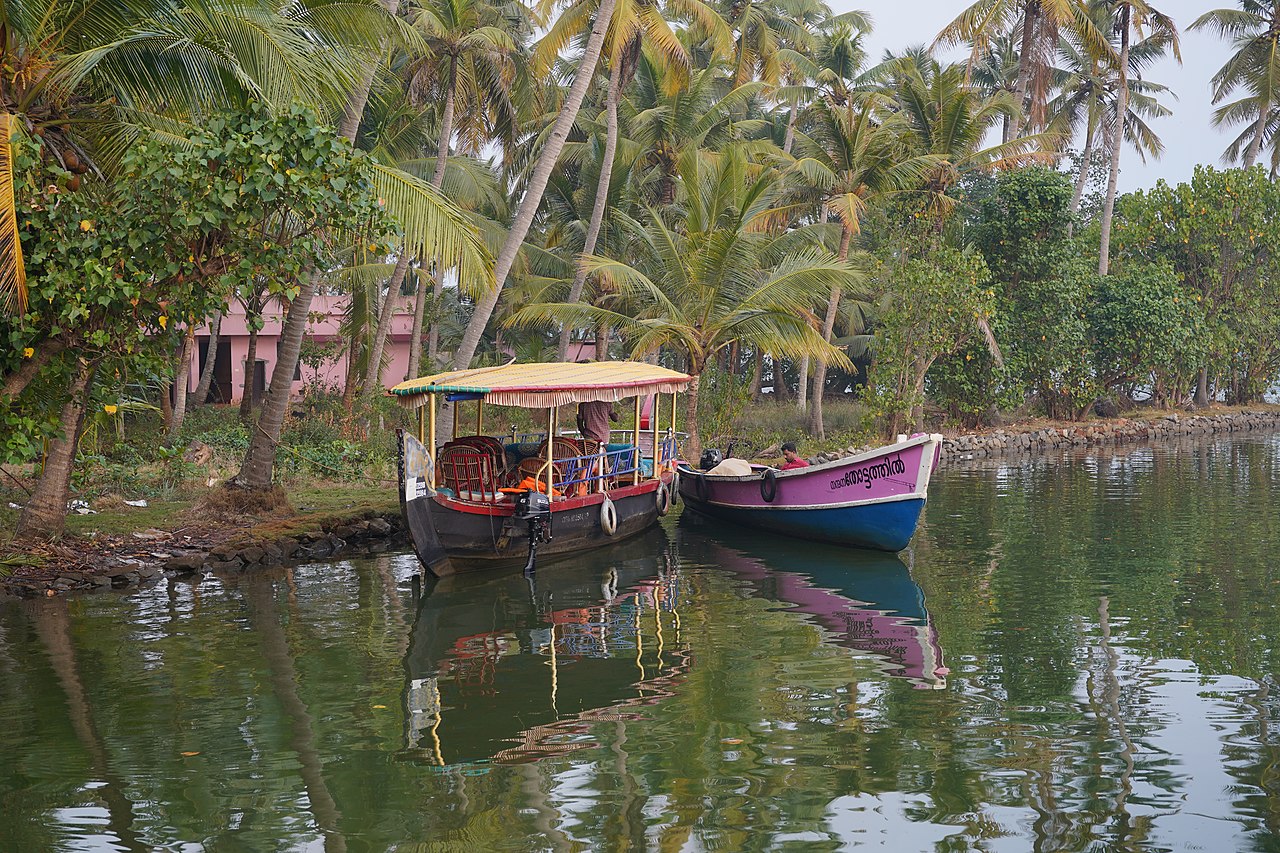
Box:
[544, 406, 556, 499]
[427, 395, 437, 489]
[670, 392, 677, 461]
[652, 394, 661, 473]
[633, 396, 641, 481]
[477, 399, 484, 436]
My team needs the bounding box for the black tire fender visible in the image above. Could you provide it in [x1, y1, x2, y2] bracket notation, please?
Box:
[760, 469, 779, 503]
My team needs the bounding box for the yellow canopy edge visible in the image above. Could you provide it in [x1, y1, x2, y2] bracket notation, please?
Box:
[389, 361, 691, 409]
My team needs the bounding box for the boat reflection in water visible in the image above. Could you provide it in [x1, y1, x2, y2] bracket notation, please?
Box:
[682, 515, 948, 689]
[400, 529, 688, 768]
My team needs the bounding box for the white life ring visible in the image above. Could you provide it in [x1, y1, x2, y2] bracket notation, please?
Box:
[655, 481, 671, 517]
[600, 495, 619, 536]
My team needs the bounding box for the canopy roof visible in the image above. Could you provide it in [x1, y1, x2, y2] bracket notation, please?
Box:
[390, 361, 691, 409]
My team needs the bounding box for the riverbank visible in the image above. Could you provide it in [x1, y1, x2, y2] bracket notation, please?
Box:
[800, 406, 1280, 466]
[5, 404, 1279, 599]
[0, 483, 404, 599]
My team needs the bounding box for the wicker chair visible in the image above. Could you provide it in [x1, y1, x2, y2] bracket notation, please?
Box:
[446, 436, 509, 484]
[438, 445, 502, 502]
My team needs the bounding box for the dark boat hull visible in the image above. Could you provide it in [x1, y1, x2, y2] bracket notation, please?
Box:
[398, 430, 672, 575]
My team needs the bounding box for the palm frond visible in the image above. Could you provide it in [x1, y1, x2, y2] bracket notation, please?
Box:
[0, 115, 27, 314]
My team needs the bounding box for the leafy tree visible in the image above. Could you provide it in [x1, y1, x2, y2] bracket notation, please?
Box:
[973, 166, 1095, 419]
[3, 105, 391, 537]
[0, 0, 397, 312]
[1087, 259, 1204, 404]
[509, 145, 856, 457]
[866, 246, 996, 435]
[1111, 165, 1280, 404]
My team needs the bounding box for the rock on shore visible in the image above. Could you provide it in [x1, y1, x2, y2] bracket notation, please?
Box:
[802, 409, 1280, 467]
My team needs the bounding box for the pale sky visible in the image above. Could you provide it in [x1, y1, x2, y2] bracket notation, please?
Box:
[838, 0, 1237, 192]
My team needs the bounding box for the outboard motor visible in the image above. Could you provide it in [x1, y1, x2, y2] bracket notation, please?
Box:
[514, 490, 552, 574]
[699, 448, 723, 471]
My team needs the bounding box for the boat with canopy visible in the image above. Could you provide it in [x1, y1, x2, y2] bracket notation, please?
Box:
[390, 361, 690, 574]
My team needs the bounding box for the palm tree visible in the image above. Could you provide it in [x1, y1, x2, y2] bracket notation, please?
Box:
[627, 58, 764, 205]
[1096, 0, 1179, 276]
[887, 54, 1044, 228]
[935, 0, 1112, 136]
[535, 0, 718, 360]
[509, 145, 855, 457]
[785, 94, 935, 437]
[1049, 20, 1174, 217]
[449, 0, 621, 373]
[968, 33, 1023, 142]
[355, 0, 527, 389]
[1191, 2, 1280, 169]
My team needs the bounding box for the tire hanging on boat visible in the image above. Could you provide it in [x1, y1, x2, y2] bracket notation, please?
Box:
[655, 481, 671, 517]
[600, 495, 619, 536]
[693, 471, 709, 502]
[760, 469, 779, 503]
[670, 471, 680, 504]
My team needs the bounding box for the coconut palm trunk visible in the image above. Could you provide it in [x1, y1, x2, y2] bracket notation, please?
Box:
[796, 357, 808, 411]
[362, 253, 411, 397]
[1244, 109, 1267, 168]
[193, 311, 222, 404]
[407, 60, 458, 379]
[1098, 4, 1130, 276]
[558, 60, 622, 361]
[168, 327, 196, 440]
[683, 371, 702, 461]
[1013, 2, 1041, 133]
[451, 0, 619, 372]
[233, 274, 317, 490]
[406, 263, 429, 379]
[15, 360, 96, 540]
[1069, 116, 1096, 219]
[807, 223, 852, 438]
[240, 308, 260, 422]
[425, 271, 445, 366]
[750, 349, 763, 400]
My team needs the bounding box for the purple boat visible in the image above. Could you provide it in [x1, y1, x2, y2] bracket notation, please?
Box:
[676, 433, 944, 552]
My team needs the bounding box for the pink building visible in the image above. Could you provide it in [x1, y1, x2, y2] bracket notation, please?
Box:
[188, 294, 420, 403]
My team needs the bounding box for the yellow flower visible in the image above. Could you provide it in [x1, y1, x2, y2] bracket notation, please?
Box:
[22, 347, 34, 358]
[80, 220, 94, 231]
[158, 315, 168, 329]
[104, 404, 118, 415]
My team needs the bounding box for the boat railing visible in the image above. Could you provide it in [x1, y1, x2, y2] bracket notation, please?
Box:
[556, 446, 640, 493]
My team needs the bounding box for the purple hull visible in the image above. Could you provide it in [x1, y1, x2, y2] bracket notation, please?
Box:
[677, 434, 943, 551]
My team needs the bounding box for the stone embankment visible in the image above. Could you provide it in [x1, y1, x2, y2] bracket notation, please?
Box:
[2, 513, 406, 599]
[939, 409, 1280, 462]
[806, 409, 1280, 466]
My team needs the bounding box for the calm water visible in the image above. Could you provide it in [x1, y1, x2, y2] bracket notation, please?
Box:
[3, 434, 1279, 852]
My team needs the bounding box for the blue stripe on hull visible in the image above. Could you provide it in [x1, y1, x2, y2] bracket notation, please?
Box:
[682, 496, 925, 552]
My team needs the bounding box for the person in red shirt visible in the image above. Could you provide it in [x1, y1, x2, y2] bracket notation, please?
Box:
[780, 441, 810, 470]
